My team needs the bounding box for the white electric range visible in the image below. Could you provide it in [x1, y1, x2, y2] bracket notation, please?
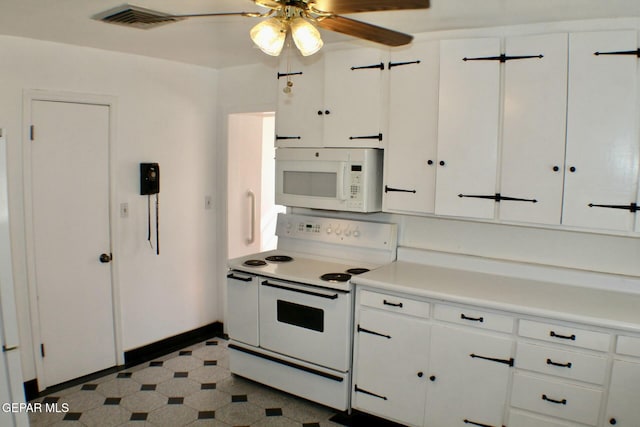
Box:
[227, 213, 397, 411]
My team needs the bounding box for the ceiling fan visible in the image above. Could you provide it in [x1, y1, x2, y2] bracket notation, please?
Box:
[95, 0, 430, 57]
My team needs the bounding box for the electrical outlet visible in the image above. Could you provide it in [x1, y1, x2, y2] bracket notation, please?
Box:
[205, 196, 213, 210]
[120, 202, 129, 218]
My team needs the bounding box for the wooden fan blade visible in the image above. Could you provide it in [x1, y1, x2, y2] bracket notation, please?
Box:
[317, 15, 413, 46]
[311, 0, 429, 14]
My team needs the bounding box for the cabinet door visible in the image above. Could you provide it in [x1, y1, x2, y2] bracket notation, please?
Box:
[383, 41, 439, 214]
[605, 359, 640, 426]
[352, 308, 429, 427]
[436, 38, 501, 219]
[323, 47, 385, 147]
[500, 33, 568, 225]
[275, 53, 325, 147]
[564, 31, 639, 231]
[226, 273, 259, 346]
[425, 325, 513, 427]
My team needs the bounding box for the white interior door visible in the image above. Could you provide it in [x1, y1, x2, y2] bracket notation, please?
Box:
[227, 112, 282, 260]
[29, 100, 116, 388]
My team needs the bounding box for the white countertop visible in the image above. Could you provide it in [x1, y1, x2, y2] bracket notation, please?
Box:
[351, 259, 640, 333]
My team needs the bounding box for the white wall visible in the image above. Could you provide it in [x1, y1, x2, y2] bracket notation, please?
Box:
[0, 35, 219, 382]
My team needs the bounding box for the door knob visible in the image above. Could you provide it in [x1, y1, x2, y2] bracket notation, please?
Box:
[99, 253, 112, 263]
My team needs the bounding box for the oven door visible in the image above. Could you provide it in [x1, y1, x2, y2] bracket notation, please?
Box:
[259, 278, 352, 372]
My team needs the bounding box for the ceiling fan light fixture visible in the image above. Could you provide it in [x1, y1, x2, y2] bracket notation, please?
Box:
[250, 17, 287, 56]
[290, 17, 323, 56]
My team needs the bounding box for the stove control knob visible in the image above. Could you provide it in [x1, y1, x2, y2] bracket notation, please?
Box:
[353, 229, 360, 238]
[335, 227, 342, 236]
[344, 229, 351, 237]
[326, 226, 332, 235]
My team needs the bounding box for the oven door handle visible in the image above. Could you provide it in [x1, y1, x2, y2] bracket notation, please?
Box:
[261, 280, 339, 300]
[227, 273, 253, 282]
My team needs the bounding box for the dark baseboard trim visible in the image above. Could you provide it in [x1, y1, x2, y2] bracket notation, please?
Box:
[330, 410, 407, 427]
[124, 321, 224, 367]
[23, 378, 39, 402]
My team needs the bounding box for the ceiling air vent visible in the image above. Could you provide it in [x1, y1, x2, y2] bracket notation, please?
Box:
[93, 4, 183, 29]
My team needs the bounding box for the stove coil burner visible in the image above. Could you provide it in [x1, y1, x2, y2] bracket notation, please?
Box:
[346, 268, 370, 275]
[243, 259, 267, 267]
[265, 255, 294, 263]
[320, 273, 352, 283]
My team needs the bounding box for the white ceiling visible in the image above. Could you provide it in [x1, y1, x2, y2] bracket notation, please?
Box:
[0, 0, 639, 69]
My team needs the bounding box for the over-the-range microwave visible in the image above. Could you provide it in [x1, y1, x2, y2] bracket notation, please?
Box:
[275, 148, 383, 212]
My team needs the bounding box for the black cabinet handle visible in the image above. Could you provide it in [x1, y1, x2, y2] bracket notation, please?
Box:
[99, 253, 112, 263]
[275, 135, 301, 140]
[463, 420, 498, 427]
[388, 60, 421, 69]
[417, 372, 424, 378]
[470, 353, 514, 367]
[542, 394, 567, 405]
[317, 110, 323, 115]
[429, 375, 436, 382]
[357, 325, 391, 339]
[354, 385, 387, 400]
[383, 299, 403, 308]
[546, 358, 572, 368]
[277, 71, 303, 79]
[349, 133, 383, 141]
[569, 166, 576, 172]
[610, 418, 617, 425]
[463, 53, 543, 62]
[227, 273, 252, 282]
[385, 185, 416, 194]
[595, 49, 640, 57]
[550, 331, 576, 341]
[461, 313, 484, 323]
[439, 160, 446, 166]
[351, 62, 385, 70]
[553, 166, 560, 172]
[458, 193, 538, 203]
[589, 203, 638, 213]
[427, 160, 434, 165]
[325, 110, 330, 115]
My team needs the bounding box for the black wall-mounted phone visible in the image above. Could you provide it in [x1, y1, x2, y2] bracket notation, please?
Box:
[140, 163, 160, 195]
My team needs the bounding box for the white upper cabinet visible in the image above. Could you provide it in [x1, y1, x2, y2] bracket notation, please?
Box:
[383, 40, 440, 214]
[275, 51, 325, 147]
[499, 33, 568, 225]
[323, 47, 386, 147]
[275, 46, 385, 148]
[435, 38, 501, 219]
[563, 30, 639, 231]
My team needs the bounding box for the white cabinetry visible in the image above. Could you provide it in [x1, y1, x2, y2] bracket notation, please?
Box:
[383, 40, 439, 214]
[275, 47, 385, 148]
[605, 336, 640, 426]
[563, 30, 639, 231]
[435, 38, 501, 219]
[226, 272, 259, 346]
[499, 33, 568, 225]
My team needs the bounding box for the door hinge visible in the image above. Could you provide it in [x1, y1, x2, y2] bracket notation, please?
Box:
[40, 343, 45, 358]
[30, 125, 35, 141]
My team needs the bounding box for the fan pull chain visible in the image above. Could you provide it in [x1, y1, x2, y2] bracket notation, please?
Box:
[283, 37, 294, 93]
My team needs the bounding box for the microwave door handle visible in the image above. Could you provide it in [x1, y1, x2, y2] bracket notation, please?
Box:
[338, 163, 348, 201]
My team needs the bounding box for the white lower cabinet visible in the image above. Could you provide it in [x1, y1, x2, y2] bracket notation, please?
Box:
[226, 272, 259, 346]
[352, 307, 430, 426]
[424, 324, 513, 427]
[605, 359, 640, 426]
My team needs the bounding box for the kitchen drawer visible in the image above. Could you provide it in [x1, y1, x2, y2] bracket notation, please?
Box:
[434, 303, 514, 333]
[359, 289, 430, 319]
[516, 342, 607, 385]
[511, 372, 602, 426]
[518, 319, 610, 352]
[616, 335, 640, 357]
[509, 411, 582, 427]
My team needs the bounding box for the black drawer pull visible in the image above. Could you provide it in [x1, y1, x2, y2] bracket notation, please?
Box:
[383, 299, 403, 308]
[277, 71, 303, 79]
[349, 133, 383, 141]
[351, 62, 385, 71]
[227, 273, 252, 282]
[542, 394, 567, 405]
[463, 53, 543, 62]
[550, 331, 576, 341]
[354, 385, 387, 400]
[388, 60, 421, 69]
[357, 325, 391, 339]
[546, 358, 572, 368]
[588, 202, 638, 213]
[470, 353, 514, 367]
[275, 135, 301, 140]
[385, 185, 416, 194]
[464, 419, 497, 427]
[461, 313, 484, 323]
[594, 49, 640, 57]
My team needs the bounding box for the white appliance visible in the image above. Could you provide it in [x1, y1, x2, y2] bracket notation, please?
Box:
[275, 148, 383, 212]
[227, 213, 397, 411]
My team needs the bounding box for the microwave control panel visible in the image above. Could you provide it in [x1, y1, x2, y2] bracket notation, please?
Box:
[348, 164, 363, 209]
